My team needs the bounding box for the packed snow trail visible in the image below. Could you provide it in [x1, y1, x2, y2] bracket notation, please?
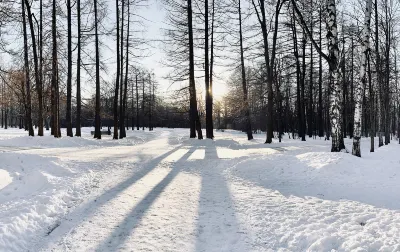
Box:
[1, 128, 400, 251]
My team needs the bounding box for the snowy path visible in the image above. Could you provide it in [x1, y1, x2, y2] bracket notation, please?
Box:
[37, 136, 257, 252]
[1, 128, 400, 251]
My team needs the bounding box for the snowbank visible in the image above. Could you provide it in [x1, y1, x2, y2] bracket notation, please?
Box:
[1, 128, 400, 251]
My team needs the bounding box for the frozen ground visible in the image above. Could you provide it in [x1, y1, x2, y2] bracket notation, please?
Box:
[0, 128, 400, 251]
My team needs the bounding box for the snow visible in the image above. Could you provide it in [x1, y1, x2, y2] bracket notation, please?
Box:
[0, 128, 400, 251]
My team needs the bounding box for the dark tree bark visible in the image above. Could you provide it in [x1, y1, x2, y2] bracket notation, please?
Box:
[132, 74, 135, 130]
[210, 0, 215, 136]
[121, 0, 130, 139]
[375, 0, 383, 147]
[136, 74, 139, 130]
[76, 0, 82, 137]
[318, 4, 323, 137]
[24, 0, 43, 136]
[204, 0, 213, 139]
[40, 0, 46, 132]
[342, 29, 346, 139]
[384, 1, 391, 145]
[350, 34, 354, 138]
[66, 0, 73, 137]
[148, 74, 152, 131]
[368, 50, 374, 152]
[308, 2, 314, 138]
[94, 0, 101, 139]
[51, 0, 60, 138]
[22, 0, 34, 137]
[142, 76, 145, 131]
[119, 0, 125, 138]
[291, 15, 303, 140]
[238, 0, 253, 140]
[188, 0, 202, 139]
[301, 32, 306, 141]
[252, 0, 284, 143]
[113, 0, 120, 139]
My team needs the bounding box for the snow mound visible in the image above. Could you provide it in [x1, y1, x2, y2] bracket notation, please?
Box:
[0, 152, 96, 251]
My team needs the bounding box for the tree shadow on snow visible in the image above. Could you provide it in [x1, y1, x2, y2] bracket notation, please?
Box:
[194, 145, 248, 252]
[93, 146, 198, 251]
[38, 144, 186, 250]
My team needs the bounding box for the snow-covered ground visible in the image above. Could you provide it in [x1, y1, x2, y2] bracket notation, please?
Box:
[0, 127, 400, 251]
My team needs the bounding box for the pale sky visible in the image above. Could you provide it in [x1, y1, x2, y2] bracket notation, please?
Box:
[0, 0, 229, 102]
[101, 0, 229, 100]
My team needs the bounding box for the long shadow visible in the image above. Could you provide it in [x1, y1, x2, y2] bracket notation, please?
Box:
[94, 146, 198, 251]
[195, 144, 246, 252]
[39, 144, 185, 249]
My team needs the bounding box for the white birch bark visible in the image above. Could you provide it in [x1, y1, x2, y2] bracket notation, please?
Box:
[352, 0, 373, 157]
[326, 0, 342, 152]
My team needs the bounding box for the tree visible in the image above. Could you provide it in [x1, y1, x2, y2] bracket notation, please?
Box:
[113, 0, 121, 139]
[76, 0, 82, 137]
[238, 0, 253, 140]
[22, 0, 34, 136]
[121, 0, 130, 138]
[119, 0, 125, 139]
[204, 0, 213, 139]
[292, 0, 345, 152]
[188, 0, 203, 139]
[352, 0, 373, 157]
[252, 0, 286, 144]
[66, 0, 73, 137]
[94, 0, 101, 139]
[51, 0, 60, 138]
[24, 0, 44, 136]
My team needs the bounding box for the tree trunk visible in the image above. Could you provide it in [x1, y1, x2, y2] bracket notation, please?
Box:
[76, 0, 82, 137]
[94, 0, 101, 139]
[121, 0, 130, 139]
[308, 3, 314, 138]
[204, 0, 213, 139]
[301, 33, 306, 141]
[352, 0, 372, 157]
[148, 74, 152, 131]
[210, 0, 215, 138]
[368, 49, 375, 152]
[66, 0, 73, 137]
[136, 75, 139, 130]
[119, 0, 125, 138]
[326, 0, 344, 152]
[51, 0, 59, 138]
[252, 0, 282, 144]
[142, 77, 145, 131]
[113, 0, 120, 139]
[350, 35, 354, 138]
[318, 4, 323, 137]
[24, 0, 43, 136]
[239, 0, 253, 140]
[292, 15, 302, 140]
[132, 74, 135, 130]
[188, 0, 202, 139]
[342, 27, 347, 139]
[22, 0, 34, 137]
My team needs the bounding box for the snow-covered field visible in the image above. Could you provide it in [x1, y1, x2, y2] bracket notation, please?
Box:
[0, 127, 400, 251]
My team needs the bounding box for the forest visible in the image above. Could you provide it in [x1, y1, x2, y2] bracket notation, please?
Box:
[3, 0, 400, 250]
[0, 0, 398, 157]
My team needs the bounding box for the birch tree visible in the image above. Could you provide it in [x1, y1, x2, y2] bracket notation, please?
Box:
[352, 0, 373, 157]
[292, 0, 345, 152]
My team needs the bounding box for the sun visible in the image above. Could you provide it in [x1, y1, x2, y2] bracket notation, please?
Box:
[212, 82, 228, 100]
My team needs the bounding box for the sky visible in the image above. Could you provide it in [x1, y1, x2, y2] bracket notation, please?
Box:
[0, 0, 229, 102]
[108, 0, 229, 100]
